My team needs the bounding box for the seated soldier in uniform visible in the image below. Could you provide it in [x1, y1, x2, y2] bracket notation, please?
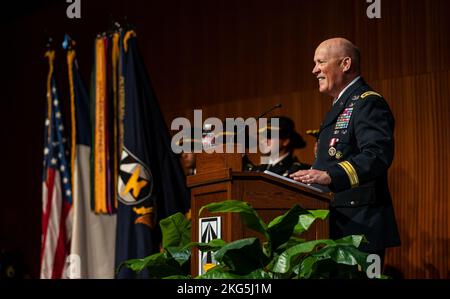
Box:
[177, 129, 201, 176]
[245, 116, 310, 176]
[180, 151, 196, 176]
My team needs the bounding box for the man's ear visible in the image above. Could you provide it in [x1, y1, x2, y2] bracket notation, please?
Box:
[341, 57, 352, 72]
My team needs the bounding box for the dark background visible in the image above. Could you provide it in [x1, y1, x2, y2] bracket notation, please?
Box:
[1, 0, 449, 278]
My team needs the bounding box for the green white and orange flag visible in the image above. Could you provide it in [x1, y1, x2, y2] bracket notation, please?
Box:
[64, 35, 116, 278]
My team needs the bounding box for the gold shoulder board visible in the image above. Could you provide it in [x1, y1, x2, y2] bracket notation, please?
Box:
[361, 91, 382, 99]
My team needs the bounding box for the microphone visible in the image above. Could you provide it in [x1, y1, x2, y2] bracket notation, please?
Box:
[256, 103, 282, 120]
[231, 103, 283, 150]
[240, 103, 282, 166]
[234, 103, 282, 136]
[212, 103, 283, 149]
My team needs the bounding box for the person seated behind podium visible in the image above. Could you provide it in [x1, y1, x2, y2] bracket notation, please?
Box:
[180, 152, 196, 176]
[245, 116, 310, 177]
[177, 135, 200, 176]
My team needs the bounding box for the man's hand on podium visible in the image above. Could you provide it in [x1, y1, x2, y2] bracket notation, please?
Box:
[290, 169, 331, 186]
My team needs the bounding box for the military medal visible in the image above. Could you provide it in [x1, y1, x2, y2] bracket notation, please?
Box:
[328, 147, 336, 156]
[335, 151, 343, 160]
[328, 138, 339, 156]
[329, 138, 339, 147]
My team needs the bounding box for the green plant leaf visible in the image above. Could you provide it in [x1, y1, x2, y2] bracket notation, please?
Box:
[334, 235, 366, 247]
[314, 244, 369, 268]
[161, 239, 227, 266]
[200, 200, 269, 239]
[179, 241, 202, 251]
[298, 241, 370, 279]
[159, 212, 191, 248]
[267, 205, 308, 251]
[240, 269, 273, 279]
[274, 234, 368, 276]
[197, 239, 228, 252]
[267, 205, 304, 228]
[197, 266, 273, 279]
[303, 259, 367, 279]
[271, 239, 334, 274]
[165, 246, 191, 266]
[117, 252, 167, 273]
[213, 237, 265, 275]
[275, 237, 306, 252]
[296, 255, 319, 278]
[197, 266, 241, 279]
[293, 215, 315, 234]
[146, 260, 188, 278]
[163, 239, 228, 268]
[163, 275, 192, 279]
[117, 252, 187, 278]
[307, 209, 329, 220]
[293, 210, 329, 234]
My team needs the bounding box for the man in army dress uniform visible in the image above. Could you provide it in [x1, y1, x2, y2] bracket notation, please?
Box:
[245, 116, 310, 176]
[290, 38, 400, 263]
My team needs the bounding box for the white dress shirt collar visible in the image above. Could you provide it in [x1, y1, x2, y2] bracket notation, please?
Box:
[268, 152, 290, 166]
[333, 76, 361, 105]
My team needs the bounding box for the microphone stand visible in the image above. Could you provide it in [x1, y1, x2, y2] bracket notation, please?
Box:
[230, 103, 283, 163]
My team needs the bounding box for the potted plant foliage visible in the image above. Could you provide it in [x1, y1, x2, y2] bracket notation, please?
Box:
[119, 200, 372, 279]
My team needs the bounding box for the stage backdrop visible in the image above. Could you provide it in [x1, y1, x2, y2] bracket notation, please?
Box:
[1, 0, 449, 278]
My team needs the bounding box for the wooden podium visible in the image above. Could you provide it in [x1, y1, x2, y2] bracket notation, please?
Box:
[187, 152, 332, 276]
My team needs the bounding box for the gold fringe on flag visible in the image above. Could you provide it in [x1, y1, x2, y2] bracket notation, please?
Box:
[45, 50, 55, 141]
[94, 37, 108, 214]
[112, 32, 120, 211]
[67, 49, 77, 195]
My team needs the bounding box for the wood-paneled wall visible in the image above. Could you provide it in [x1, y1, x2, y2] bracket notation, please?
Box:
[2, 0, 449, 278]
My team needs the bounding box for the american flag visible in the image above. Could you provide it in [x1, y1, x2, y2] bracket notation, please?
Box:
[40, 51, 73, 279]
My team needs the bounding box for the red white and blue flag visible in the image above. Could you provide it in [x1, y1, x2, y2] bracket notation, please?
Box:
[40, 50, 73, 279]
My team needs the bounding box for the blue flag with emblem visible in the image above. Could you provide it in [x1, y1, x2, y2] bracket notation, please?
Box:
[115, 30, 190, 278]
